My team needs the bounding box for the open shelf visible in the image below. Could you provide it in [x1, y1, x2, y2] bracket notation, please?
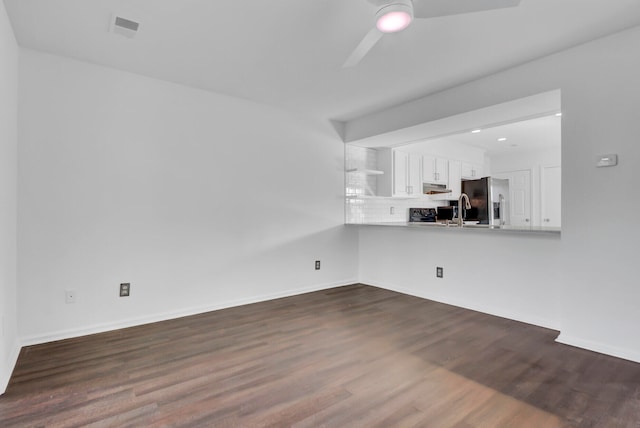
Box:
[345, 168, 384, 175]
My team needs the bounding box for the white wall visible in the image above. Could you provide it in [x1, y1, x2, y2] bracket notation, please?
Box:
[490, 146, 560, 174]
[0, 0, 19, 394]
[355, 26, 640, 362]
[359, 226, 562, 329]
[17, 50, 358, 344]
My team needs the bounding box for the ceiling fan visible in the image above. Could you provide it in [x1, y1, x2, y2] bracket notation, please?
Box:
[343, 0, 522, 67]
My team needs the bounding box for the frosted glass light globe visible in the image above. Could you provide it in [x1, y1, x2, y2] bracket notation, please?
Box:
[376, 10, 412, 33]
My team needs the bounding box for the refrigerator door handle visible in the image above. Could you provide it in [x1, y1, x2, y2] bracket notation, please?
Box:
[499, 194, 506, 225]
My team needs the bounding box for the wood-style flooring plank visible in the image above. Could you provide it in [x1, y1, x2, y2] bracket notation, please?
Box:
[1, 284, 640, 427]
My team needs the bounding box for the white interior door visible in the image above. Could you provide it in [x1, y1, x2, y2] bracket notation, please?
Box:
[542, 166, 561, 227]
[495, 170, 532, 227]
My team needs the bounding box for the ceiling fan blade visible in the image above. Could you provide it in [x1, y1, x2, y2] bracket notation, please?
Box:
[413, 0, 521, 19]
[343, 27, 384, 68]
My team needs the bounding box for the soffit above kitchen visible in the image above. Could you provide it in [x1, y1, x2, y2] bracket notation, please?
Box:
[4, 0, 640, 122]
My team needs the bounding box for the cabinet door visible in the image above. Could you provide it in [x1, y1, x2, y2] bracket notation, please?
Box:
[461, 162, 482, 179]
[435, 157, 449, 184]
[461, 162, 472, 179]
[393, 150, 410, 196]
[422, 156, 448, 184]
[408, 153, 422, 196]
[422, 156, 437, 183]
[542, 166, 561, 227]
[448, 160, 462, 198]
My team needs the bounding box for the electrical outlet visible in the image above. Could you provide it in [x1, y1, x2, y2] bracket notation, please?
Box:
[315, 260, 321, 270]
[120, 283, 130, 297]
[65, 290, 76, 304]
[436, 267, 443, 278]
[390, 206, 395, 215]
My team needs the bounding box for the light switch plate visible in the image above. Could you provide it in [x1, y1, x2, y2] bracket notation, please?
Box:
[596, 154, 618, 167]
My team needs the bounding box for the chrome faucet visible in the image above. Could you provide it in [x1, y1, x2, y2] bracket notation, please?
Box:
[457, 193, 471, 227]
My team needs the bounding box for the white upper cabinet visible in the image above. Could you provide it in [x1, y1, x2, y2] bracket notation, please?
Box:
[377, 148, 424, 197]
[377, 148, 484, 198]
[448, 160, 462, 199]
[408, 152, 422, 197]
[394, 150, 423, 197]
[392, 149, 410, 196]
[422, 156, 448, 185]
[461, 162, 483, 179]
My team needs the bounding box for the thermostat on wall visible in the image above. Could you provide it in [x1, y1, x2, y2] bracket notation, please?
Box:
[596, 154, 618, 167]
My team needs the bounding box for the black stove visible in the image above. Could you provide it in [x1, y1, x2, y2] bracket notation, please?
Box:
[409, 208, 437, 222]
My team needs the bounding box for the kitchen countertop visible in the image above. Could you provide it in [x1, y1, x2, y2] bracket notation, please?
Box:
[347, 221, 561, 235]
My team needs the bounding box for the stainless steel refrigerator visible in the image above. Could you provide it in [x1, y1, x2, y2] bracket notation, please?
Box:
[461, 177, 510, 226]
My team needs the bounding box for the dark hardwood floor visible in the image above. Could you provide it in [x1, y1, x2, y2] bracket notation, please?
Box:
[1, 284, 639, 427]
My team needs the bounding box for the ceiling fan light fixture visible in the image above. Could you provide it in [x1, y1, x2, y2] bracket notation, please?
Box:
[376, 1, 414, 33]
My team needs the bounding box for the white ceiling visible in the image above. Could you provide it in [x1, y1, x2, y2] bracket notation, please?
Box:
[429, 113, 561, 156]
[349, 90, 561, 156]
[4, 0, 640, 122]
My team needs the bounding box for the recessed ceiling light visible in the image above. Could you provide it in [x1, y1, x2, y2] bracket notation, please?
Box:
[555, 112, 562, 117]
[497, 137, 507, 142]
[471, 129, 482, 134]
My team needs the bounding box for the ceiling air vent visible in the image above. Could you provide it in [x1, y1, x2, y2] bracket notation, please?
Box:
[111, 15, 140, 38]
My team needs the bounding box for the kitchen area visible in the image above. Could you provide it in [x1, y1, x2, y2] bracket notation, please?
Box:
[345, 93, 562, 233]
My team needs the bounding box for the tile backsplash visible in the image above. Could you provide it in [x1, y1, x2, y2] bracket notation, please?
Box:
[346, 196, 441, 224]
[345, 146, 378, 198]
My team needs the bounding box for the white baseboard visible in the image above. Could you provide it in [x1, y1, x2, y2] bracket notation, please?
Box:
[21, 279, 357, 347]
[555, 333, 640, 364]
[362, 279, 560, 331]
[0, 339, 21, 395]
